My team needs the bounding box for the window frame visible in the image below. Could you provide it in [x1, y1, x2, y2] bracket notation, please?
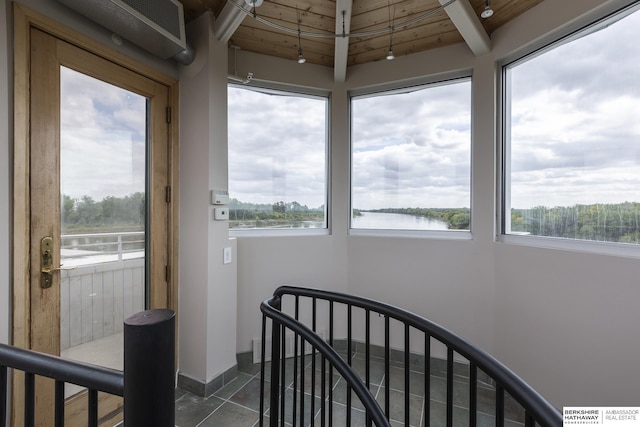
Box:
[227, 82, 331, 237]
[348, 72, 473, 239]
[497, 1, 640, 258]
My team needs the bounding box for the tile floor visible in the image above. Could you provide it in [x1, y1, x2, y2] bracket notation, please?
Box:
[174, 353, 526, 427]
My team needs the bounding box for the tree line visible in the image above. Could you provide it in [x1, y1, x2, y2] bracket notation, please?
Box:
[511, 202, 640, 244]
[229, 199, 324, 223]
[62, 193, 145, 233]
[363, 207, 471, 230]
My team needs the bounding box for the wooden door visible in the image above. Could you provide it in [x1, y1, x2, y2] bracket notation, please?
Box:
[26, 27, 172, 426]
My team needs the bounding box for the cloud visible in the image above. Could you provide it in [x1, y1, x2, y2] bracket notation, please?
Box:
[508, 10, 640, 208]
[351, 80, 471, 209]
[61, 67, 146, 201]
[228, 87, 327, 208]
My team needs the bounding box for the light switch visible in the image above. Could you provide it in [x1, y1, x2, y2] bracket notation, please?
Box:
[223, 247, 232, 264]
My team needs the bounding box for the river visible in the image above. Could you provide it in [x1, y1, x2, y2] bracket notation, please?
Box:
[351, 212, 448, 230]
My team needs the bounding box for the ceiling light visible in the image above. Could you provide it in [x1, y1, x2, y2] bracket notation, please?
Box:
[481, 0, 494, 19]
[386, 49, 395, 60]
[297, 52, 306, 64]
[244, 0, 263, 8]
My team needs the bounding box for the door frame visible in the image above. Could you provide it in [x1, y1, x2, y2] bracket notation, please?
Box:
[12, 3, 180, 425]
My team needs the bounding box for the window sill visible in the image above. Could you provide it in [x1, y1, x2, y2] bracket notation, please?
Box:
[499, 234, 640, 259]
[349, 229, 472, 240]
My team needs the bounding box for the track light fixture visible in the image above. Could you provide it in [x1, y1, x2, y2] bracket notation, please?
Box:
[386, 1, 395, 60]
[481, 0, 494, 19]
[296, 7, 306, 64]
[244, 0, 263, 7]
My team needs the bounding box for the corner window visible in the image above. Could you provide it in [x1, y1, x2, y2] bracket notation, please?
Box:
[502, 5, 640, 248]
[350, 78, 471, 234]
[228, 85, 328, 231]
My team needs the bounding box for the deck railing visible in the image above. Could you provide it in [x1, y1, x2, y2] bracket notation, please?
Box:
[0, 309, 175, 427]
[260, 286, 562, 427]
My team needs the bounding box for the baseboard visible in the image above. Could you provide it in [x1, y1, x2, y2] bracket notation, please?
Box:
[176, 364, 238, 398]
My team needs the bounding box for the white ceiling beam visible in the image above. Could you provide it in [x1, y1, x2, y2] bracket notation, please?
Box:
[213, 1, 251, 43]
[334, 0, 353, 83]
[439, 0, 490, 55]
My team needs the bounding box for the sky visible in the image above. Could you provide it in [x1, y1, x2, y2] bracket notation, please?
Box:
[61, 67, 146, 202]
[508, 8, 640, 209]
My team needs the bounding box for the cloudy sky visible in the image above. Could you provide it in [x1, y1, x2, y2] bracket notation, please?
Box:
[508, 8, 640, 209]
[228, 87, 327, 209]
[61, 66, 146, 202]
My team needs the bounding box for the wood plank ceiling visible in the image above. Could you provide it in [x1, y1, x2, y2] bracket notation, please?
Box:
[180, 0, 542, 77]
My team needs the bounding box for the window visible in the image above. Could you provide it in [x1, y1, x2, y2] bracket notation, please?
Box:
[350, 78, 471, 233]
[228, 85, 328, 231]
[502, 5, 640, 248]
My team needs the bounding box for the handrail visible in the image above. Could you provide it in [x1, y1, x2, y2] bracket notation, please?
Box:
[268, 285, 562, 427]
[261, 296, 391, 427]
[0, 344, 123, 395]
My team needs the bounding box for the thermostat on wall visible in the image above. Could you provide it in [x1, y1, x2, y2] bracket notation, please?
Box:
[211, 189, 229, 205]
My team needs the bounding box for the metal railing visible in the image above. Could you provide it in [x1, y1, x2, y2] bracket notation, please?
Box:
[0, 309, 175, 427]
[260, 286, 562, 427]
[61, 231, 145, 264]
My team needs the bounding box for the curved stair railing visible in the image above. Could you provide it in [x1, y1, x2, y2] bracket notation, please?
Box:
[260, 285, 562, 427]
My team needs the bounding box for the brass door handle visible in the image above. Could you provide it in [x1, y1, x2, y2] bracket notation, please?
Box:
[40, 236, 76, 289]
[41, 265, 76, 274]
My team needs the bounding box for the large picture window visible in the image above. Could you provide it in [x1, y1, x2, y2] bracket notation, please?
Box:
[502, 5, 640, 247]
[228, 85, 328, 231]
[350, 78, 471, 233]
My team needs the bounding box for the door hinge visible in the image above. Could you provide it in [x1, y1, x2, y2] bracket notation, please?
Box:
[166, 106, 171, 124]
[165, 265, 170, 282]
[165, 186, 171, 203]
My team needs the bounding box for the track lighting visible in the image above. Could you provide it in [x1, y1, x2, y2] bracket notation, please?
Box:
[386, 1, 395, 61]
[481, 0, 494, 19]
[296, 7, 306, 64]
[386, 49, 394, 61]
[297, 48, 306, 64]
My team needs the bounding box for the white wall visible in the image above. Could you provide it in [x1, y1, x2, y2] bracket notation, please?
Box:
[232, 0, 640, 410]
[0, 0, 10, 346]
[178, 13, 237, 386]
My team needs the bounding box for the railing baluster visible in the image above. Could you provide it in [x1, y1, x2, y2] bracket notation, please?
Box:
[321, 355, 326, 427]
[469, 364, 477, 427]
[525, 410, 535, 427]
[1, 366, 7, 427]
[260, 314, 267, 427]
[280, 323, 286, 427]
[293, 296, 299, 426]
[446, 347, 453, 427]
[300, 337, 305, 427]
[496, 384, 505, 427]
[55, 380, 65, 427]
[424, 334, 430, 427]
[311, 297, 317, 426]
[88, 388, 98, 427]
[347, 303, 352, 426]
[329, 300, 334, 427]
[270, 298, 282, 427]
[405, 324, 410, 427]
[366, 309, 371, 427]
[24, 372, 34, 427]
[385, 314, 390, 421]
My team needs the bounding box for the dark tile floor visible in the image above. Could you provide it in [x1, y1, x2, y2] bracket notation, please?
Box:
[174, 353, 526, 427]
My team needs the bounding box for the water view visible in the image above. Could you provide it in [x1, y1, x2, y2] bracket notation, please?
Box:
[352, 212, 449, 230]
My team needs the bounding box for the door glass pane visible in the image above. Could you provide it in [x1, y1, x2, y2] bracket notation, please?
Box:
[59, 66, 147, 397]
